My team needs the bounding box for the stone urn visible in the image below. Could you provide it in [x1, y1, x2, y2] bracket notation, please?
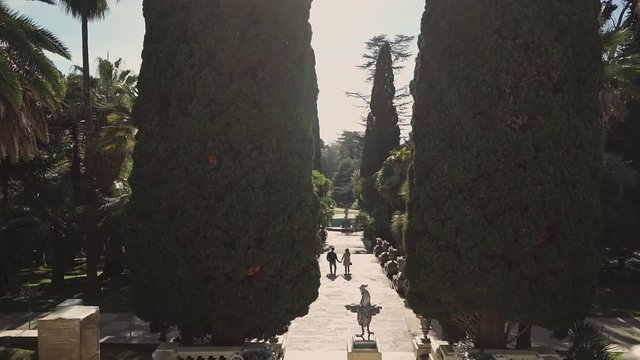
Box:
[379, 252, 390, 265]
[385, 260, 399, 277]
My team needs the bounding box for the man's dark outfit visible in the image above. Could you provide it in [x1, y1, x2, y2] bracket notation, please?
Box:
[326, 250, 338, 275]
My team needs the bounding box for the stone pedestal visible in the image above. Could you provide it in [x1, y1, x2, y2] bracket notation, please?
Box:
[38, 305, 100, 360]
[412, 336, 432, 358]
[347, 335, 382, 360]
[429, 345, 459, 360]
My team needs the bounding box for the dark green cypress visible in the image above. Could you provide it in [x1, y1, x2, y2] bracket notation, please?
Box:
[360, 42, 400, 241]
[127, 0, 320, 345]
[405, 0, 603, 348]
[310, 50, 323, 172]
[360, 42, 400, 179]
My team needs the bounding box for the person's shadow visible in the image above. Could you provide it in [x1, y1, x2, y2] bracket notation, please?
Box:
[341, 274, 352, 281]
[326, 273, 338, 281]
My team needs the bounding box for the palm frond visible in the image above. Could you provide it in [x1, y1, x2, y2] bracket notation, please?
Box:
[0, 48, 24, 113]
[56, 0, 111, 21]
[5, 9, 70, 59]
[29, 0, 57, 5]
[0, 8, 69, 59]
[563, 322, 614, 360]
[602, 27, 632, 57]
[0, 2, 66, 163]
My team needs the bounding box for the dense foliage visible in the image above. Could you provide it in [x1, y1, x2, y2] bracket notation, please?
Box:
[0, 56, 136, 293]
[375, 146, 410, 250]
[405, 0, 603, 348]
[127, 0, 320, 345]
[312, 170, 334, 228]
[601, 0, 640, 262]
[323, 131, 364, 207]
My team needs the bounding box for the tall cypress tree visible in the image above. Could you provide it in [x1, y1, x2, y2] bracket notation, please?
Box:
[310, 50, 323, 172]
[361, 42, 400, 180]
[127, 0, 320, 345]
[360, 42, 400, 240]
[405, 0, 603, 349]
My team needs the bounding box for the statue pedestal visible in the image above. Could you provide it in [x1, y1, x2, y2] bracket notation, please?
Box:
[412, 336, 432, 358]
[347, 335, 382, 360]
[37, 305, 100, 360]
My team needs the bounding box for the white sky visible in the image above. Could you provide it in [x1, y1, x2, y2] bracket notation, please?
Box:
[8, 0, 425, 142]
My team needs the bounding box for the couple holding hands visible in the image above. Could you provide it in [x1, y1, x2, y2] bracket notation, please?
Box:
[326, 247, 352, 276]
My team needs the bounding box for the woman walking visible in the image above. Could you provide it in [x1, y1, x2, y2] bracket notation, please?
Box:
[341, 248, 352, 275]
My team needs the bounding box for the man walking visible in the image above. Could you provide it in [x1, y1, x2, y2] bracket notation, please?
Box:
[326, 247, 338, 275]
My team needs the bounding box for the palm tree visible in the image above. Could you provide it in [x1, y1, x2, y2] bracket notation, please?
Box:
[60, 72, 86, 196]
[94, 56, 137, 194]
[44, 0, 118, 289]
[54, 0, 113, 134]
[563, 321, 614, 360]
[0, 0, 71, 162]
[93, 57, 136, 278]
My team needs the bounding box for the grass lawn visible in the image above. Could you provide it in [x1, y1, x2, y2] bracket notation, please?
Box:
[0, 261, 130, 313]
[590, 268, 640, 317]
[0, 347, 35, 360]
[333, 207, 359, 219]
[0, 347, 152, 360]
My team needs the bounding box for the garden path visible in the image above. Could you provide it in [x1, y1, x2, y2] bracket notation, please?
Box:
[283, 231, 424, 360]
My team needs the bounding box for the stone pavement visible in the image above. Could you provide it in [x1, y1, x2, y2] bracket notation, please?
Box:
[283, 231, 423, 360]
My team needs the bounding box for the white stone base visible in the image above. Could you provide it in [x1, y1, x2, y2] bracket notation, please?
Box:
[429, 345, 459, 360]
[347, 335, 382, 360]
